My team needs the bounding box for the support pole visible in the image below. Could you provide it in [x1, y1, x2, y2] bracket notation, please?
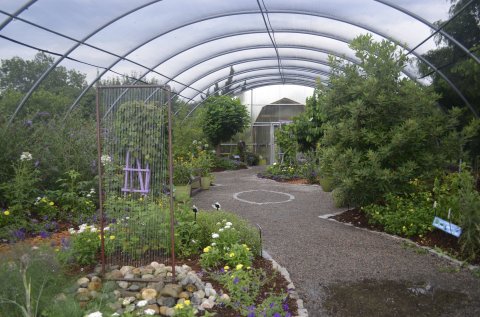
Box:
[167, 86, 176, 278]
[95, 87, 106, 275]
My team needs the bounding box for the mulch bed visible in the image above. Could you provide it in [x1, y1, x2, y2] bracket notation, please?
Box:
[257, 173, 312, 185]
[331, 208, 479, 265]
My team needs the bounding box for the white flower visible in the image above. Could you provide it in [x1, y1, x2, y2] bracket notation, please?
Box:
[273, 162, 277, 165]
[20, 152, 33, 161]
[191, 239, 196, 244]
[211, 242, 216, 246]
[219, 228, 224, 232]
[224, 225, 231, 229]
[137, 300, 148, 307]
[100, 154, 112, 165]
[433, 201, 437, 209]
[90, 188, 95, 194]
[225, 222, 232, 226]
[212, 233, 219, 239]
[212, 150, 216, 154]
[104, 226, 110, 231]
[193, 140, 197, 144]
[90, 227, 97, 233]
[216, 222, 221, 226]
[144, 309, 156, 315]
[86, 194, 91, 198]
[204, 144, 209, 148]
[68, 228, 76, 234]
[111, 313, 120, 317]
[86, 312, 102, 317]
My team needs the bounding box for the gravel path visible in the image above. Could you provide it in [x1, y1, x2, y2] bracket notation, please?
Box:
[192, 167, 480, 317]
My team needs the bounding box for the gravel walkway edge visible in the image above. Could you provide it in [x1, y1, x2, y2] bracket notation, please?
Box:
[263, 250, 309, 317]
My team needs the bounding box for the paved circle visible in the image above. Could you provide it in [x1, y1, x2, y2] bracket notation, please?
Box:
[233, 189, 295, 205]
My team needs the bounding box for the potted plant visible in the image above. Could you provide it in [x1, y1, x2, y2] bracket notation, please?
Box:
[196, 151, 213, 190]
[173, 158, 192, 201]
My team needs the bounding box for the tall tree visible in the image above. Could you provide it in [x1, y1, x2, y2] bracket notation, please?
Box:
[419, 0, 480, 115]
[200, 95, 249, 155]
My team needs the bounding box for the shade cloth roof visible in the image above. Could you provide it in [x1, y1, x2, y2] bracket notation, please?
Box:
[1, 0, 478, 120]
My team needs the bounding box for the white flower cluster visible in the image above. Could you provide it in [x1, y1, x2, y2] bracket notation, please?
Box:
[69, 224, 110, 235]
[20, 152, 33, 161]
[100, 154, 112, 165]
[85, 312, 102, 317]
[144, 309, 156, 315]
[86, 188, 95, 198]
[211, 220, 234, 242]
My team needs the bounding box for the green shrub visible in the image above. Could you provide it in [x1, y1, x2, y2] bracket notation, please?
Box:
[196, 211, 261, 256]
[319, 177, 335, 192]
[433, 168, 480, 259]
[363, 191, 434, 237]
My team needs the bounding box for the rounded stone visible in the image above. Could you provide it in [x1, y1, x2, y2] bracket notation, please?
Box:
[179, 291, 191, 299]
[160, 284, 182, 298]
[106, 270, 123, 279]
[88, 280, 102, 291]
[77, 277, 90, 287]
[141, 288, 158, 300]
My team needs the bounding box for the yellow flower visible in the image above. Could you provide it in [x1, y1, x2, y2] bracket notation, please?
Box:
[224, 265, 230, 271]
[229, 252, 235, 258]
[49, 201, 54, 206]
[236, 264, 243, 270]
[203, 246, 211, 253]
[175, 303, 184, 310]
[184, 300, 191, 305]
[54, 248, 60, 252]
[98, 235, 101, 240]
[3, 210, 10, 216]
[247, 266, 251, 270]
[109, 235, 115, 240]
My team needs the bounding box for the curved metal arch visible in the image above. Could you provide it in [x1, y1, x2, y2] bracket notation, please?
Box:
[64, 34, 363, 117]
[66, 12, 468, 116]
[13, 6, 476, 121]
[179, 51, 336, 89]
[187, 68, 325, 101]
[189, 67, 325, 98]
[182, 78, 318, 119]
[376, 0, 479, 64]
[63, 9, 435, 117]
[0, 0, 37, 31]
[7, 0, 168, 126]
[231, 81, 317, 97]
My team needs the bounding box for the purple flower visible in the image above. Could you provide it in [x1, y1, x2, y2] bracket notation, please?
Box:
[285, 313, 292, 317]
[270, 302, 275, 308]
[13, 228, 26, 240]
[39, 231, 49, 238]
[273, 314, 282, 317]
[282, 302, 289, 311]
[247, 312, 255, 317]
[233, 277, 239, 285]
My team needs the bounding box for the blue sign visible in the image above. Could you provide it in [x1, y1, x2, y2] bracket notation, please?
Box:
[432, 216, 462, 238]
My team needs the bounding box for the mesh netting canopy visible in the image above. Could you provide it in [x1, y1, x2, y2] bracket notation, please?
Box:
[1, 0, 479, 120]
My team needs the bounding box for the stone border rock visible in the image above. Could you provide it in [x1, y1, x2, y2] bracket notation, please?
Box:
[263, 250, 309, 317]
[321, 213, 480, 272]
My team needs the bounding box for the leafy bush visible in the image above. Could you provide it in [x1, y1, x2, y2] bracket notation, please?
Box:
[317, 34, 480, 207]
[363, 191, 434, 237]
[213, 157, 247, 171]
[433, 168, 480, 259]
[245, 152, 260, 166]
[196, 211, 261, 256]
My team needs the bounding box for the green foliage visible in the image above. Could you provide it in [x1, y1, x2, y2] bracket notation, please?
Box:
[317, 34, 478, 207]
[191, 149, 213, 177]
[253, 293, 291, 317]
[113, 101, 166, 162]
[293, 88, 324, 152]
[212, 156, 247, 171]
[364, 191, 435, 237]
[200, 95, 249, 149]
[275, 124, 297, 165]
[196, 211, 261, 256]
[433, 168, 480, 259]
[58, 224, 101, 266]
[173, 158, 193, 185]
[0, 246, 75, 317]
[216, 268, 266, 311]
[173, 300, 195, 317]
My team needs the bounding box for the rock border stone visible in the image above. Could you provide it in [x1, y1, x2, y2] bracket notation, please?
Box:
[263, 250, 309, 317]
